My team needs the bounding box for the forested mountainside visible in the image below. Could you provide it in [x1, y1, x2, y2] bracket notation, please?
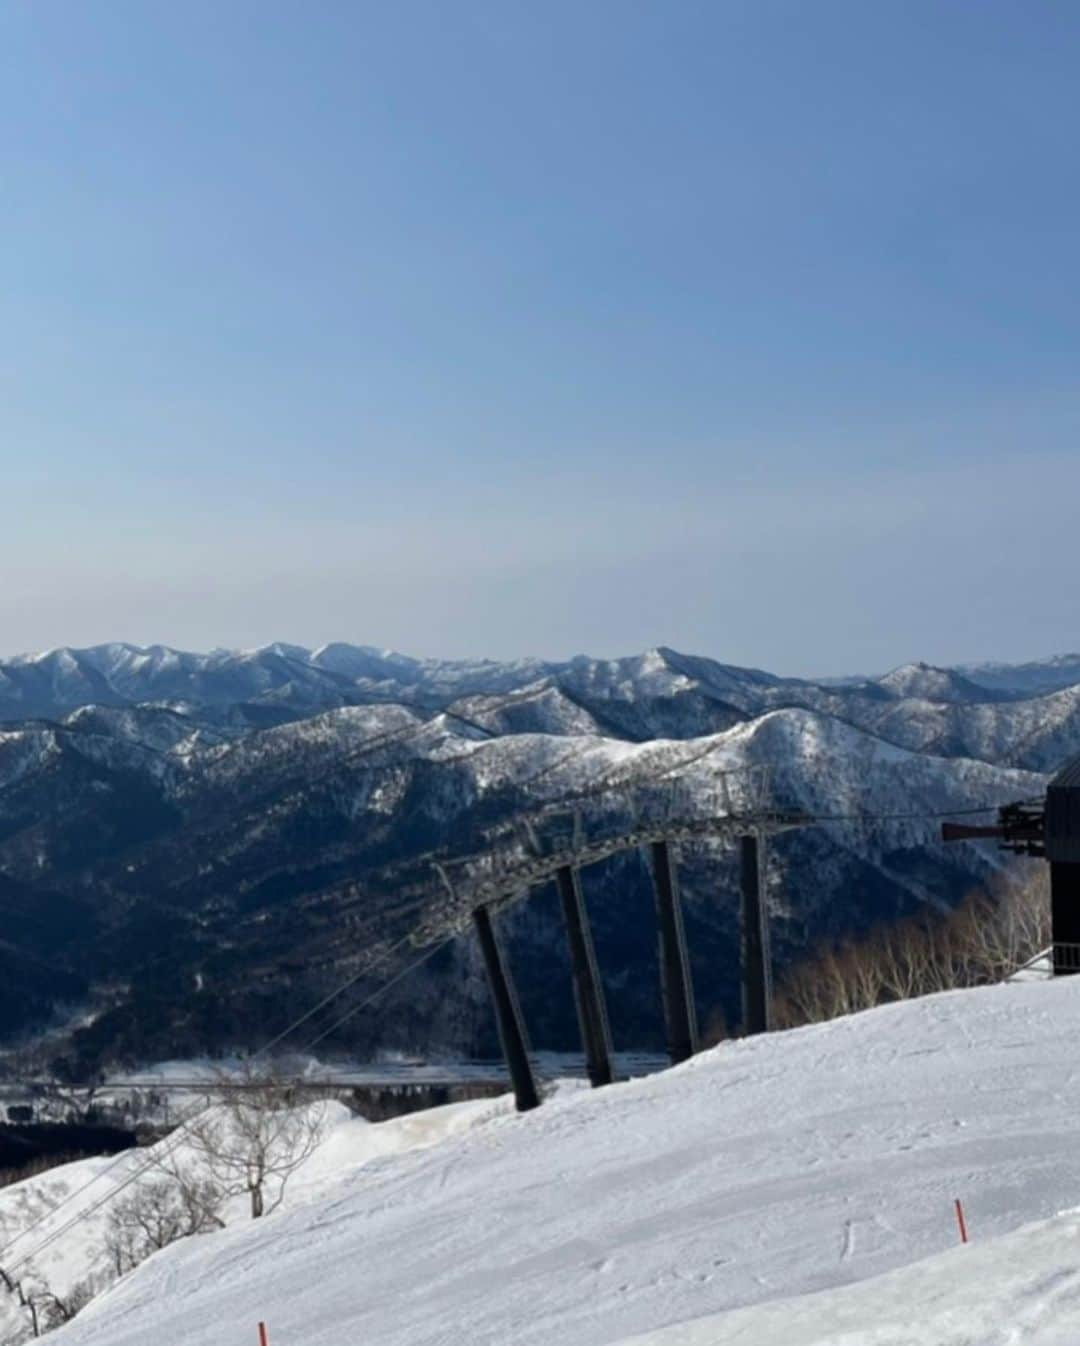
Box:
[0, 641, 1066, 1074]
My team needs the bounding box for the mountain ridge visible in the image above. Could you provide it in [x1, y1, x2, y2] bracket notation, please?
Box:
[0, 639, 1069, 1071]
[3, 640, 1079, 723]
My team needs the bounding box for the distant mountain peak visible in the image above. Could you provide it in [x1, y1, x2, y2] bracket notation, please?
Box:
[958, 653, 1080, 697]
[877, 662, 997, 704]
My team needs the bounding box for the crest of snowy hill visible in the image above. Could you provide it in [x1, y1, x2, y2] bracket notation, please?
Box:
[34, 977, 1080, 1346]
[874, 659, 1014, 703]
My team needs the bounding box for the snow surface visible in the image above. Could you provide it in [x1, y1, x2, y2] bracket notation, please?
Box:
[0, 1094, 511, 1343]
[36, 976, 1080, 1346]
[621, 1210, 1080, 1345]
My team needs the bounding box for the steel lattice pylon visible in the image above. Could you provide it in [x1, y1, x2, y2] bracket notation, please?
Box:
[432, 766, 808, 928]
[427, 767, 814, 1112]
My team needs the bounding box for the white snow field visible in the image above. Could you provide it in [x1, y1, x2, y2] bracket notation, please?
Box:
[621, 1210, 1080, 1346]
[38, 977, 1080, 1346]
[0, 1093, 510, 1342]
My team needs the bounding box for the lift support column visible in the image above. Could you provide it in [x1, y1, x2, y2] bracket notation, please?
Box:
[1051, 864, 1080, 975]
[554, 865, 614, 1088]
[740, 833, 773, 1035]
[1046, 761, 1080, 976]
[648, 840, 698, 1064]
[472, 904, 540, 1112]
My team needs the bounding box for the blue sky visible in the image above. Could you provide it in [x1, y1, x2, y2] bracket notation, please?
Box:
[1, 1, 1078, 672]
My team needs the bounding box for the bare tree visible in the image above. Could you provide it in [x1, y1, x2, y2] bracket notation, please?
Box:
[0, 1180, 76, 1340]
[0, 1262, 97, 1341]
[0, 1261, 40, 1342]
[877, 918, 933, 1001]
[953, 873, 1051, 982]
[26, 1277, 96, 1333]
[103, 1173, 225, 1278]
[772, 868, 1050, 1030]
[771, 947, 839, 1027]
[183, 1065, 326, 1219]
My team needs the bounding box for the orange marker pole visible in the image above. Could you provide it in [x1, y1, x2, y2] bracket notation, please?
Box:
[258, 1325, 269, 1346]
[954, 1198, 968, 1244]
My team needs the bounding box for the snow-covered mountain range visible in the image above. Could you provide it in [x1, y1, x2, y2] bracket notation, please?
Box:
[3, 641, 1080, 768]
[0, 641, 1071, 1071]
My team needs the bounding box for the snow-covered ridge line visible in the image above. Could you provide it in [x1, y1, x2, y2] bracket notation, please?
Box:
[2, 642, 1080, 774]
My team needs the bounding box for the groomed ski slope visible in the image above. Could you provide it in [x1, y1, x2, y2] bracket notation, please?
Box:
[0, 1093, 511, 1344]
[52, 978, 1080, 1346]
[623, 1210, 1080, 1345]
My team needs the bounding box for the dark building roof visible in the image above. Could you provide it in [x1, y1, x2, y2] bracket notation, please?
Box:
[1046, 753, 1080, 862]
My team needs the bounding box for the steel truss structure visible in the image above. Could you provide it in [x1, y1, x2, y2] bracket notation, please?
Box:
[433, 769, 814, 1111]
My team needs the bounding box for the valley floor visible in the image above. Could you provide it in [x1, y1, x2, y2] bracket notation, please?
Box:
[37, 977, 1080, 1345]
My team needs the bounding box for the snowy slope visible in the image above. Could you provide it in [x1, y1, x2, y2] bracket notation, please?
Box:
[0, 1095, 512, 1344]
[621, 1210, 1080, 1345]
[841, 683, 1080, 772]
[43, 976, 1080, 1346]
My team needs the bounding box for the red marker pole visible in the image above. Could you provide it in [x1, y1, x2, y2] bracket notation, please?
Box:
[258, 1325, 269, 1346]
[954, 1198, 969, 1244]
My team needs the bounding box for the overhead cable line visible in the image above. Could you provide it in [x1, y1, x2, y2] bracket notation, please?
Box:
[297, 935, 457, 1056]
[0, 906, 453, 1275]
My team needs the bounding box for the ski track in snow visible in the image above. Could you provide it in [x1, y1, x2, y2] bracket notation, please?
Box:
[28, 977, 1080, 1346]
[622, 1213, 1080, 1346]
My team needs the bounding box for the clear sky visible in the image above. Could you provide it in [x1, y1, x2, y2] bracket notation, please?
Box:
[2, 1, 1078, 674]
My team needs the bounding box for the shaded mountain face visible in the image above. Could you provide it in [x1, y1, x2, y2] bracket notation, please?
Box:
[0, 642, 1069, 1073]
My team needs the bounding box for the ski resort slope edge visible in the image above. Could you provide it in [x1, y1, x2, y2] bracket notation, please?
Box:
[53, 978, 1080, 1346]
